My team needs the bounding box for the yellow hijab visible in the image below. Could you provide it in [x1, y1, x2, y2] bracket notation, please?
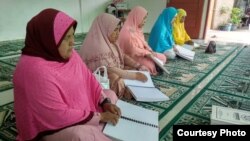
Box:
[173, 9, 191, 45]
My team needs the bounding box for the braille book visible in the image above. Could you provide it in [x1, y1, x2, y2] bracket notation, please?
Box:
[103, 100, 159, 141]
[211, 105, 250, 125]
[123, 71, 169, 102]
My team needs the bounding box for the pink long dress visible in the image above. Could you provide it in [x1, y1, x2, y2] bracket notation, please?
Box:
[118, 6, 167, 75]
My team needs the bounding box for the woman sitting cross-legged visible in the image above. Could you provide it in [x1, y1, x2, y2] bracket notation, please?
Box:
[118, 6, 167, 75]
[79, 13, 148, 100]
[148, 7, 178, 60]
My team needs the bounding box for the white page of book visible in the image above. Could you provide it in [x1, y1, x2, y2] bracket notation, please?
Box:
[193, 42, 200, 47]
[127, 86, 169, 102]
[176, 45, 195, 61]
[152, 56, 164, 66]
[103, 100, 159, 141]
[123, 71, 154, 87]
[183, 44, 194, 50]
[150, 56, 170, 74]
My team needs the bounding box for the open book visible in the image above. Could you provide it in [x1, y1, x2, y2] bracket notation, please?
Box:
[183, 43, 200, 50]
[148, 55, 170, 74]
[103, 100, 159, 141]
[175, 45, 195, 61]
[124, 71, 169, 102]
[193, 42, 200, 48]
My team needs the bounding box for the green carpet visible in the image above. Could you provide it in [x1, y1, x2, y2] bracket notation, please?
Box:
[152, 67, 206, 87]
[0, 62, 15, 92]
[165, 58, 217, 74]
[0, 102, 17, 141]
[0, 34, 249, 141]
[159, 45, 250, 141]
[0, 40, 24, 57]
[0, 56, 20, 67]
[222, 65, 250, 80]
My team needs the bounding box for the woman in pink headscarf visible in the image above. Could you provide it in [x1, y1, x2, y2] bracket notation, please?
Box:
[118, 6, 167, 75]
[79, 13, 148, 99]
[13, 8, 121, 141]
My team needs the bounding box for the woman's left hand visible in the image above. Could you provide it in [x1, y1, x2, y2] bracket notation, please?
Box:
[103, 103, 121, 117]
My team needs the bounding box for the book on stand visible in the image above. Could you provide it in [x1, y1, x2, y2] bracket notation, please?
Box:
[103, 100, 159, 141]
[124, 70, 169, 102]
[210, 105, 250, 125]
[175, 45, 195, 61]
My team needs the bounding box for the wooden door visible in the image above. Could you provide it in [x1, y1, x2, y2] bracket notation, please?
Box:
[167, 0, 204, 38]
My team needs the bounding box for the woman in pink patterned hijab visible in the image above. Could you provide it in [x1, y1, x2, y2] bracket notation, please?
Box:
[80, 13, 148, 99]
[14, 8, 120, 141]
[118, 6, 167, 75]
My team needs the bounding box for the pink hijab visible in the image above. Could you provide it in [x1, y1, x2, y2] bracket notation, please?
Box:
[80, 13, 124, 72]
[118, 6, 152, 57]
[14, 8, 102, 140]
[22, 9, 77, 62]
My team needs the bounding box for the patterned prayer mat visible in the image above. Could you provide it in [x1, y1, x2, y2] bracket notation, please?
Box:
[0, 40, 23, 57]
[231, 57, 250, 67]
[0, 102, 17, 141]
[152, 67, 206, 87]
[208, 75, 250, 99]
[0, 62, 15, 92]
[166, 57, 217, 73]
[0, 56, 20, 67]
[222, 64, 250, 81]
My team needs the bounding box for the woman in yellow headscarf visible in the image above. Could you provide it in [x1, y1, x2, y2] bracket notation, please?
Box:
[173, 9, 193, 45]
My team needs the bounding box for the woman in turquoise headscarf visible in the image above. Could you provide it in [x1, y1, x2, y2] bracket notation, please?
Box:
[148, 7, 178, 59]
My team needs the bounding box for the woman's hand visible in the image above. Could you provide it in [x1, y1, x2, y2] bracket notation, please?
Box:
[145, 53, 153, 58]
[145, 52, 157, 58]
[125, 71, 148, 82]
[100, 111, 120, 125]
[185, 40, 194, 45]
[103, 103, 121, 117]
[152, 52, 157, 57]
[138, 65, 149, 72]
[135, 72, 148, 82]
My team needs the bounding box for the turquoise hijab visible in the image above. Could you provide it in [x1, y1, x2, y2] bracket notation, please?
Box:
[148, 7, 177, 53]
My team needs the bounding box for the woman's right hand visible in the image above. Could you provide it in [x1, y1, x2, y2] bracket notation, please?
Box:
[100, 111, 120, 125]
[135, 72, 148, 82]
[145, 53, 153, 58]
